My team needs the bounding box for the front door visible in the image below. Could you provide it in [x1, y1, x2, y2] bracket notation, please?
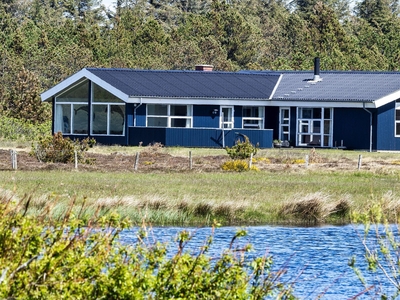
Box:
[220, 106, 234, 129]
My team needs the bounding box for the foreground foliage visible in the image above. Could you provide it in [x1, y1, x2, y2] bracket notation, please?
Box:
[0, 195, 296, 299]
[350, 200, 400, 298]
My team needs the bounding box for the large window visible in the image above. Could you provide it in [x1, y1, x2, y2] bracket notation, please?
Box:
[92, 83, 125, 135]
[396, 100, 400, 136]
[147, 104, 192, 127]
[54, 81, 125, 136]
[55, 81, 89, 135]
[242, 107, 264, 129]
[297, 107, 333, 147]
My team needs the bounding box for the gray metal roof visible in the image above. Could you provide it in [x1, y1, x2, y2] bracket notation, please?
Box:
[86, 68, 280, 100]
[271, 71, 400, 102]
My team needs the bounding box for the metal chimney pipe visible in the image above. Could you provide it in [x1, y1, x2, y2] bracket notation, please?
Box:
[314, 57, 320, 76]
[313, 57, 322, 82]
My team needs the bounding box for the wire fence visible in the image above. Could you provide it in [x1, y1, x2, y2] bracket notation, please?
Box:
[5, 149, 366, 172]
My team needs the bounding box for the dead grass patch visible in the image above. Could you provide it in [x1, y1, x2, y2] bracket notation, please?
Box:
[280, 192, 352, 224]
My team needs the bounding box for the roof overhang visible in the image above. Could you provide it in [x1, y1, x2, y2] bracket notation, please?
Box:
[126, 97, 270, 106]
[267, 100, 376, 108]
[374, 89, 400, 108]
[40, 68, 130, 102]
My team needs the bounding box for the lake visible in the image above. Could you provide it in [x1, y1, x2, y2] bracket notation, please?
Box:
[120, 224, 397, 299]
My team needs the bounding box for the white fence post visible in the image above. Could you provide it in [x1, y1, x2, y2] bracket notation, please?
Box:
[189, 151, 193, 170]
[134, 152, 140, 171]
[249, 153, 253, 169]
[10, 150, 17, 170]
[74, 150, 78, 169]
[305, 155, 309, 169]
[358, 155, 362, 170]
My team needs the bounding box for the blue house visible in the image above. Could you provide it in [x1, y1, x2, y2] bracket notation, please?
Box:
[41, 60, 400, 151]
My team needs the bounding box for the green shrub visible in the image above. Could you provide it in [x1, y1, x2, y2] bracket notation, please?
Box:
[31, 132, 96, 163]
[0, 116, 51, 141]
[225, 134, 259, 159]
[0, 196, 296, 299]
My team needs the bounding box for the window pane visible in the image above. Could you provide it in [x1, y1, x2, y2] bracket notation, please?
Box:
[283, 109, 289, 119]
[243, 107, 252, 117]
[92, 105, 108, 134]
[148, 104, 167, 115]
[396, 123, 400, 135]
[396, 110, 400, 121]
[313, 121, 321, 133]
[324, 108, 331, 119]
[171, 118, 190, 127]
[55, 104, 71, 133]
[93, 83, 123, 103]
[302, 109, 312, 118]
[313, 108, 321, 118]
[56, 81, 88, 103]
[324, 120, 331, 134]
[148, 117, 168, 127]
[73, 104, 88, 134]
[324, 136, 330, 147]
[170, 105, 187, 116]
[109, 105, 125, 134]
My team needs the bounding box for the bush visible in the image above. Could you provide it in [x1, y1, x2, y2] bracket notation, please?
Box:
[225, 134, 258, 159]
[0, 196, 296, 299]
[31, 132, 95, 163]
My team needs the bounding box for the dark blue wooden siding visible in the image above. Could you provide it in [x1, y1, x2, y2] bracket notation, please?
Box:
[193, 105, 219, 128]
[129, 127, 273, 148]
[333, 108, 372, 150]
[234, 106, 241, 128]
[265, 107, 279, 138]
[134, 104, 146, 126]
[376, 101, 400, 150]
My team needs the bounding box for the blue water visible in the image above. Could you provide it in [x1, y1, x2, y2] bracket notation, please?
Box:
[119, 225, 398, 299]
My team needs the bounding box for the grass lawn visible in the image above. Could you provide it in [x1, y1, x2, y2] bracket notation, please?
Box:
[1, 150, 400, 225]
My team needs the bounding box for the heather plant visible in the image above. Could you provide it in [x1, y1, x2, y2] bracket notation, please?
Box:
[0, 194, 296, 299]
[31, 132, 96, 163]
[225, 134, 258, 159]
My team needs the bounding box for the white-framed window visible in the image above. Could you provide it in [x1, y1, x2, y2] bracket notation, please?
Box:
[91, 83, 125, 136]
[395, 100, 400, 136]
[55, 81, 89, 135]
[146, 104, 192, 127]
[221, 106, 234, 129]
[55, 81, 125, 136]
[296, 107, 333, 147]
[279, 107, 290, 141]
[242, 107, 264, 129]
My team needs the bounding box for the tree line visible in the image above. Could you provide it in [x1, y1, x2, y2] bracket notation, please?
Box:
[0, 0, 399, 123]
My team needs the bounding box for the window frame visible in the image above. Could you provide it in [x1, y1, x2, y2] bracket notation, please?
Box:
[146, 104, 193, 128]
[242, 106, 264, 129]
[395, 100, 400, 137]
[296, 107, 333, 147]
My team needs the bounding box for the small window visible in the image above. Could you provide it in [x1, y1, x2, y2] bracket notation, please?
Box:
[242, 107, 264, 129]
[147, 104, 192, 128]
[395, 100, 400, 136]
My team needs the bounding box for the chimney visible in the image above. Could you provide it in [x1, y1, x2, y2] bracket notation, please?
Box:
[313, 57, 322, 82]
[195, 64, 214, 72]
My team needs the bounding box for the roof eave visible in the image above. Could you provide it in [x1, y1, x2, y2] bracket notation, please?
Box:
[40, 68, 130, 102]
